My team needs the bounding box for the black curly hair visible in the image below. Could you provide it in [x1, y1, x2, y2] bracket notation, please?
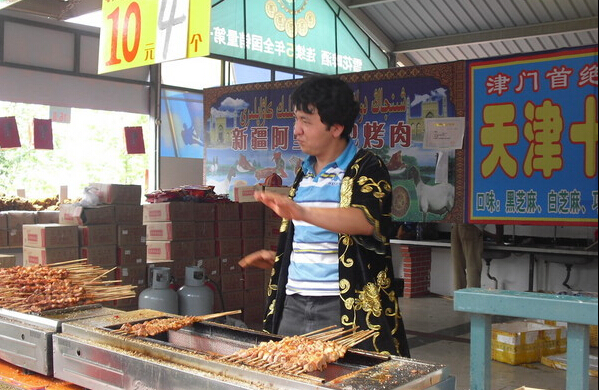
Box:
[290, 76, 360, 140]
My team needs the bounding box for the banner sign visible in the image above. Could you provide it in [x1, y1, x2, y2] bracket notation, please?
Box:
[468, 47, 598, 226]
[0, 116, 21, 149]
[99, 0, 210, 74]
[209, 0, 388, 75]
[33, 119, 53, 150]
[204, 63, 466, 223]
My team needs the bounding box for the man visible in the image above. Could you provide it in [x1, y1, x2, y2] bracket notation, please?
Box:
[239, 76, 410, 357]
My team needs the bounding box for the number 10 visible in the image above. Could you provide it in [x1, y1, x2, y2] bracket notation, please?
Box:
[105, 2, 142, 66]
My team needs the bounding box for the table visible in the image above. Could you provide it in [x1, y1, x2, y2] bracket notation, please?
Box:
[454, 288, 598, 390]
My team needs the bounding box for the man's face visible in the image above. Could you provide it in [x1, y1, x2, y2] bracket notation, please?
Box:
[293, 105, 334, 156]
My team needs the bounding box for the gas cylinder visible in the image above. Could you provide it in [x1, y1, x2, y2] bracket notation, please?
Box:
[138, 267, 179, 314]
[178, 266, 214, 316]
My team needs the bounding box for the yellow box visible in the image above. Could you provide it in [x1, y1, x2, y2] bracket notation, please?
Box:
[492, 321, 557, 365]
[591, 325, 598, 348]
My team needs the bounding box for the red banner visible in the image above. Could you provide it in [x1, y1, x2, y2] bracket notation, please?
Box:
[0, 116, 21, 148]
[33, 118, 54, 150]
[124, 126, 145, 154]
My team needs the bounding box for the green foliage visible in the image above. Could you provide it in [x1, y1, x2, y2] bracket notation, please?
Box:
[0, 101, 151, 199]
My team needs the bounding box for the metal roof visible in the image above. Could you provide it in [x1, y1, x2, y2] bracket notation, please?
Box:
[338, 0, 598, 66]
[5, 0, 598, 67]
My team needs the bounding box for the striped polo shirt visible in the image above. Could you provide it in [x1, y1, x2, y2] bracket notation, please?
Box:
[286, 141, 358, 296]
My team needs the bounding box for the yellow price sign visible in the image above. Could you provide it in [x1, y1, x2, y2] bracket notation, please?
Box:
[99, 0, 210, 74]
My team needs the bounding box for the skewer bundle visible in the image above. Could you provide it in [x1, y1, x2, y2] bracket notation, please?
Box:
[221, 326, 375, 374]
[0, 259, 137, 314]
[113, 310, 242, 337]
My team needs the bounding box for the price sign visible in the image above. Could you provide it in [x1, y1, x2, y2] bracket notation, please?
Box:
[99, 0, 210, 74]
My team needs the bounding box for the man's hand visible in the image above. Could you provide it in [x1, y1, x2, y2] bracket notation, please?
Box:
[239, 249, 276, 270]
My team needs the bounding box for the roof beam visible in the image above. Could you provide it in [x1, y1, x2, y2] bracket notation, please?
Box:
[393, 17, 598, 53]
[335, 0, 395, 53]
[347, 0, 398, 8]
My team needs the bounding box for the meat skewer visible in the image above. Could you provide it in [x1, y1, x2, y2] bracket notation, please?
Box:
[221, 327, 375, 374]
[115, 310, 242, 337]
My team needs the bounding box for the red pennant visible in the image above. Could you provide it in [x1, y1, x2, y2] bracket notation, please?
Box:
[124, 126, 145, 154]
[33, 118, 54, 150]
[0, 116, 21, 148]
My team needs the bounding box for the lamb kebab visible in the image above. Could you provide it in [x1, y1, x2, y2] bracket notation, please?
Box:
[115, 310, 242, 337]
[222, 326, 375, 374]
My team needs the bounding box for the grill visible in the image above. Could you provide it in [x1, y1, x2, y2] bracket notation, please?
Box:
[53, 309, 454, 389]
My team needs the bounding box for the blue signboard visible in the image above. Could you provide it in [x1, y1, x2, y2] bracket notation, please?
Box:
[468, 47, 598, 226]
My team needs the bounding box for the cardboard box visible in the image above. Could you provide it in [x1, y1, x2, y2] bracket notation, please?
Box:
[491, 321, 563, 365]
[23, 224, 79, 248]
[195, 221, 215, 239]
[244, 287, 265, 308]
[220, 257, 242, 274]
[194, 203, 215, 221]
[0, 212, 7, 229]
[146, 240, 195, 261]
[241, 220, 264, 238]
[59, 204, 115, 225]
[195, 239, 216, 258]
[263, 236, 280, 252]
[215, 238, 242, 257]
[0, 230, 8, 247]
[6, 211, 36, 229]
[232, 185, 260, 203]
[215, 220, 241, 238]
[90, 183, 142, 205]
[117, 245, 147, 266]
[116, 265, 147, 290]
[239, 202, 264, 220]
[6, 211, 36, 246]
[117, 225, 146, 246]
[262, 186, 290, 197]
[114, 204, 143, 225]
[0, 254, 16, 268]
[215, 290, 244, 311]
[80, 244, 117, 267]
[78, 224, 117, 246]
[264, 219, 283, 238]
[200, 257, 220, 279]
[142, 202, 195, 223]
[243, 269, 265, 290]
[146, 221, 195, 241]
[36, 210, 59, 224]
[242, 237, 263, 255]
[22, 246, 79, 266]
[220, 271, 243, 292]
[214, 202, 239, 221]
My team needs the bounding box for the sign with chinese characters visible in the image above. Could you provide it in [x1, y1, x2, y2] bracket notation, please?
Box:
[209, 0, 388, 75]
[203, 63, 466, 223]
[98, 0, 210, 74]
[468, 46, 598, 226]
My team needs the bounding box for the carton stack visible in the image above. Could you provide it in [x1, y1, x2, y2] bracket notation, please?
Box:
[59, 183, 145, 309]
[194, 203, 218, 282]
[213, 203, 242, 320]
[239, 202, 266, 327]
[143, 202, 196, 283]
[0, 212, 7, 247]
[3, 211, 36, 248]
[21, 223, 79, 266]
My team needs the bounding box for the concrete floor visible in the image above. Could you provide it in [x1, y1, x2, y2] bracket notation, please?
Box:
[398, 295, 598, 390]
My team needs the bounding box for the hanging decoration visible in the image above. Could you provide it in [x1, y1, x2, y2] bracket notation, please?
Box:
[124, 126, 145, 154]
[0, 116, 21, 149]
[33, 118, 54, 150]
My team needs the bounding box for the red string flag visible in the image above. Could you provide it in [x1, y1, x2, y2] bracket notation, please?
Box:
[33, 118, 54, 150]
[124, 126, 145, 154]
[0, 116, 21, 148]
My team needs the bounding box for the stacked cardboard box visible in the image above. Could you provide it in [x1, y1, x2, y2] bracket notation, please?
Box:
[2, 211, 36, 247]
[144, 202, 196, 283]
[59, 184, 146, 310]
[22, 223, 79, 266]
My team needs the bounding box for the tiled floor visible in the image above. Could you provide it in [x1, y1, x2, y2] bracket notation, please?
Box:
[398, 295, 598, 390]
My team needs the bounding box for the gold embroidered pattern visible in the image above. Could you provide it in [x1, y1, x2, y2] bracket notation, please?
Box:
[339, 235, 354, 267]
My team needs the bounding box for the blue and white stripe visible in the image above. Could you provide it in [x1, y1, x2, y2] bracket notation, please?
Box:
[286, 142, 358, 296]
